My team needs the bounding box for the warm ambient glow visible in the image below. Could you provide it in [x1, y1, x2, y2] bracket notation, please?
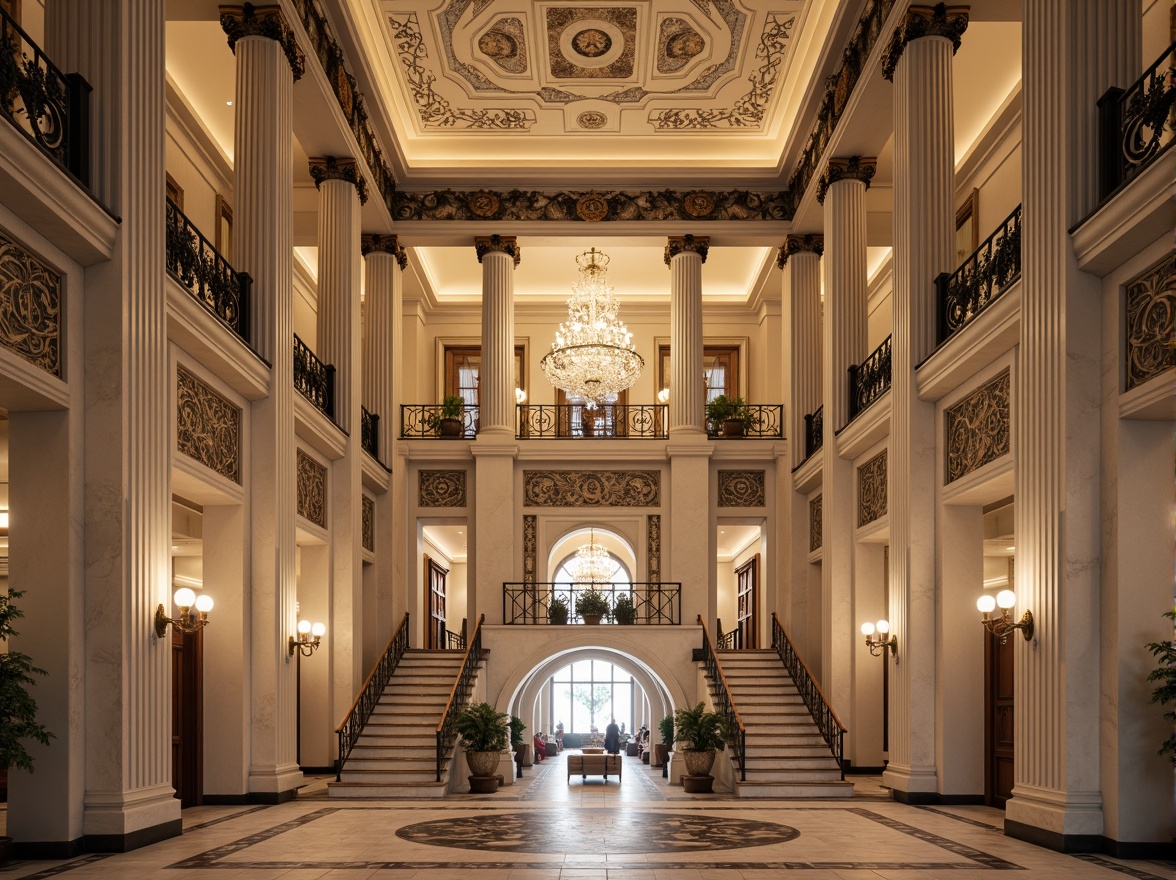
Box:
[977, 589, 1034, 644]
[977, 594, 996, 614]
[515, 387, 527, 404]
[155, 588, 213, 638]
[174, 587, 196, 608]
[657, 387, 670, 404]
[290, 618, 327, 657]
[572, 529, 613, 584]
[861, 619, 897, 659]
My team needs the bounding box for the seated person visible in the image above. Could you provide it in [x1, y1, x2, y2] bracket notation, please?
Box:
[533, 733, 546, 762]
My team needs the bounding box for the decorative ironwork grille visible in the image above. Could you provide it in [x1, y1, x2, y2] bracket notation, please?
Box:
[804, 405, 824, 459]
[857, 450, 887, 527]
[360, 406, 379, 459]
[936, 205, 1022, 344]
[1098, 42, 1176, 201]
[945, 369, 1011, 484]
[176, 366, 241, 484]
[400, 403, 479, 438]
[0, 227, 60, 376]
[1125, 251, 1175, 391]
[706, 403, 784, 439]
[293, 334, 334, 420]
[848, 335, 892, 420]
[771, 613, 845, 778]
[517, 403, 666, 439]
[166, 198, 251, 342]
[503, 583, 681, 626]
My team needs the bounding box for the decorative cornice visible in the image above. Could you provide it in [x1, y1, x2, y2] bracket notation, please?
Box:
[475, 234, 521, 267]
[777, 233, 824, 269]
[882, 4, 970, 81]
[664, 234, 710, 266]
[361, 234, 407, 269]
[308, 157, 368, 205]
[817, 156, 877, 204]
[219, 4, 305, 81]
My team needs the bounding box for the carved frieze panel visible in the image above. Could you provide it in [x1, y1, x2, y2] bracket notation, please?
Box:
[523, 515, 537, 584]
[0, 228, 61, 377]
[419, 470, 467, 507]
[362, 495, 374, 552]
[297, 450, 327, 528]
[523, 470, 659, 507]
[857, 450, 887, 527]
[717, 470, 765, 507]
[176, 366, 241, 484]
[809, 495, 822, 552]
[1125, 252, 1175, 391]
[648, 514, 661, 582]
[945, 369, 1010, 484]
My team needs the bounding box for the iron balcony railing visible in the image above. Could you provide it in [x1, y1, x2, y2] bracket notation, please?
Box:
[293, 334, 335, 421]
[360, 406, 379, 459]
[1097, 42, 1175, 202]
[335, 612, 409, 780]
[436, 614, 485, 782]
[517, 403, 666, 439]
[400, 404, 479, 439]
[0, 5, 90, 184]
[503, 583, 682, 626]
[771, 612, 846, 779]
[706, 403, 785, 439]
[698, 615, 746, 781]
[165, 198, 252, 343]
[848, 335, 892, 421]
[803, 405, 824, 460]
[716, 618, 740, 650]
[935, 205, 1023, 344]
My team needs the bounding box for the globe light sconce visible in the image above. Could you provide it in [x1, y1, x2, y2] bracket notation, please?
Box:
[515, 387, 527, 404]
[861, 619, 898, 659]
[657, 387, 670, 404]
[289, 619, 327, 657]
[977, 590, 1034, 644]
[155, 587, 213, 638]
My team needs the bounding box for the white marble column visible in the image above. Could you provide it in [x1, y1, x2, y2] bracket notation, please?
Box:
[666, 235, 708, 434]
[223, 4, 304, 800]
[819, 158, 875, 746]
[475, 235, 519, 436]
[882, 5, 967, 800]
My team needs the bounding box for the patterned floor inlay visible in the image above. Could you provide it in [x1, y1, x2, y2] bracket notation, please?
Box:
[1, 856, 113, 879]
[916, 804, 1005, 832]
[183, 805, 270, 833]
[397, 808, 800, 853]
[1072, 854, 1176, 880]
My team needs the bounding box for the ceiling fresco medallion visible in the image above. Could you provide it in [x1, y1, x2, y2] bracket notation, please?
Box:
[478, 17, 528, 73]
[576, 110, 608, 128]
[575, 193, 610, 221]
[548, 8, 635, 78]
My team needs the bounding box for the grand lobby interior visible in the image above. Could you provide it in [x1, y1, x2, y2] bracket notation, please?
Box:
[0, 0, 1171, 877]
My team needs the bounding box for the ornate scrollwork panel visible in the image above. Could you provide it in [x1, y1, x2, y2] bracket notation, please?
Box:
[419, 470, 467, 507]
[945, 369, 1010, 484]
[523, 470, 660, 507]
[297, 450, 327, 528]
[361, 495, 374, 552]
[0, 228, 61, 377]
[809, 495, 822, 552]
[176, 366, 241, 484]
[648, 515, 661, 582]
[717, 470, 766, 508]
[523, 515, 537, 584]
[1125, 252, 1175, 391]
[857, 450, 887, 527]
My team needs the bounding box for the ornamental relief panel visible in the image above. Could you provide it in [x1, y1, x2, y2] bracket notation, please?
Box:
[857, 450, 887, 528]
[1125, 252, 1175, 391]
[523, 470, 660, 507]
[176, 366, 241, 484]
[647, 514, 661, 582]
[523, 515, 537, 584]
[717, 470, 765, 507]
[809, 495, 822, 552]
[297, 450, 327, 529]
[419, 470, 468, 507]
[944, 369, 1010, 485]
[0, 228, 61, 377]
[361, 495, 375, 553]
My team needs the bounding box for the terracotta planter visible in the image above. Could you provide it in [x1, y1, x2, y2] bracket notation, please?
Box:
[720, 418, 745, 437]
[653, 743, 669, 767]
[438, 417, 462, 438]
[468, 774, 500, 794]
[581, 614, 603, 625]
[682, 748, 716, 777]
[682, 774, 714, 793]
[466, 749, 500, 778]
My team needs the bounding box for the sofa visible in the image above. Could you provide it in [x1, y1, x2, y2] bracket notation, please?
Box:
[567, 752, 623, 782]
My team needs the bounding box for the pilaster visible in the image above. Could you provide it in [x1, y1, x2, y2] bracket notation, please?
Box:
[665, 235, 708, 434]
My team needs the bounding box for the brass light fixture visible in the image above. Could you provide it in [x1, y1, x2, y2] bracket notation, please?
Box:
[289, 619, 327, 657]
[860, 619, 898, 658]
[155, 587, 213, 638]
[977, 590, 1034, 644]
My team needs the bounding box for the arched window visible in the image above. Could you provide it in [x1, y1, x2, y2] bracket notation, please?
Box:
[550, 659, 635, 738]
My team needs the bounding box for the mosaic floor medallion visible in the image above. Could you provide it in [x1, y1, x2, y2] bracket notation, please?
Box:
[396, 808, 799, 853]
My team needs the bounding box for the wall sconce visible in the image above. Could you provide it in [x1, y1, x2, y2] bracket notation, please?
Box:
[515, 387, 527, 404]
[289, 619, 326, 656]
[657, 387, 670, 404]
[977, 590, 1034, 643]
[155, 587, 213, 638]
[861, 619, 898, 658]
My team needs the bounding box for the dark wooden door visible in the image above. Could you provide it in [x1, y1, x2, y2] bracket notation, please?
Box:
[736, 553, 758, 650]
[171, 625, 203, 807]
[985, 628, 1015, 807]
[426, 555, 448, 649]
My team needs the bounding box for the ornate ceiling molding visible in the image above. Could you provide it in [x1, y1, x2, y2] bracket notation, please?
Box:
[219, 4, 305, 80]
[777, 233, 824, 269]
[882, 3, 970, 82]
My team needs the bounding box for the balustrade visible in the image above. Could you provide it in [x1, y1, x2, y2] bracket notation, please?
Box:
[517, 403, 666, 439]
[771, 613, 845, 778]
[1098, 42, 1175, 202]
[503, 583, 681, 626]
[400, 404, 479, 438]
[848, 335, 892, 421]
[166, 198, 252, 342]
[336, 613, 409, 779]
[698, 615, 746, 781]
[803, 405, 824, 460]
[436, 615, 484, 781]
[935, 205, 1022, 344]
[360, 406, 379, 459]
[293, 334, 335, 421]
[705, 403, 784, 439]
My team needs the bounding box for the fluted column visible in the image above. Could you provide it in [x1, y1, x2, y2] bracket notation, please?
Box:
[666, 235, 708, 433]
[362, 236, 405, 463]
[882, 5, 967, 799]
[475, 235, 519, 435]
[222, 3, 304, 800]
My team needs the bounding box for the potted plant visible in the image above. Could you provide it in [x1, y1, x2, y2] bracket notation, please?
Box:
[674, 702, 728, 792]
[612, 593, 636, 625]
[575, 589, 610, 625]
[654, 714, 674, 767]
[1146, 609, 1176, 765]
[430, 395, 465, 438]
[0, 588, 54, 866]
[705, 394, 755, 437]
[509, 715, 528, 770]
[548, 595, 569, 625]
[455, 701, 509, 793]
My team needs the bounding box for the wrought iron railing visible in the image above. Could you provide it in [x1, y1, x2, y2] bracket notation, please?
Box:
[360, 406, 379, 459]
[803, 405, 824, 460]
[293, 334, 335, 421]
[165, 198, 251, 342]
[698, 615, 746, 782]
[400, 404, 479, 439]
[517, 403, 666, 439]
[935, 205, 1022, 344]
[444, 624, 466, 651]
[716, 618, 740, 650]
[706, 403, 785, 439]
[436, 613, 484, 782]
[1098, 42, 1175, 202]
[848, 335, 892, 421]
[771, 612, 846, 779]
[503, 583, 682, 626]
[335, 612, 409, 780]
[0, 6, 90, 184]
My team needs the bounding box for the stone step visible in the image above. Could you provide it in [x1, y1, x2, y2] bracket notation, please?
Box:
[732, 766, 845, 784]
[328, 780, 450, 799]
[349, 745, 437, 759]
[724, 693, 805, 705]
[742, 734, 827, 747]
[732, 780, 854, 799]
[343, 755, 437, 770]
[743, 754, 842, 769]
[339, 768, 441, 784]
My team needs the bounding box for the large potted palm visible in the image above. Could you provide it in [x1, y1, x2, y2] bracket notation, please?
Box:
[674, 702, 728, 793]
[455, 702, 509, 793]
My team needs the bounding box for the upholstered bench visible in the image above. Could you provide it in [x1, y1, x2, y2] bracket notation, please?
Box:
[567, 752, 622, 782]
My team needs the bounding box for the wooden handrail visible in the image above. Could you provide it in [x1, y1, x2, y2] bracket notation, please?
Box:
[697, 615, 746, 734]
[436, 613, 485, 736]
[336, 612, 409, 733]
[772, 612, 846, 732]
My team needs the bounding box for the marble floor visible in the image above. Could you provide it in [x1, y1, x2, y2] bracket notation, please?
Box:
[1, 753, 1172, 879]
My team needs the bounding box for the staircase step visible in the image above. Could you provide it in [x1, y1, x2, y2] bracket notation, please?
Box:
[732, 780, 855, 798]
[340, 768, 442, 784]
[743, 754, 842, 768]
[329, 781, 450, 799]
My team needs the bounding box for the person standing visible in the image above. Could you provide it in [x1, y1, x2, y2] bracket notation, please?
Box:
[605, 718, 621, 755]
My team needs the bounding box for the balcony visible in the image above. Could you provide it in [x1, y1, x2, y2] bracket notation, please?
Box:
[400, 404, 479, 439]
[803, 405, 824, 460]
[360, 406, 379, 459]
[293, 334, 335, 422]
[1097, 42, 1175, 205]
[166, 198, 252, 344]
[518, 403, 666, 439]
[935, 205, 1022, 345]
[705, 403, 784, 440]
[848, 335, 892, 423]
[503, 583, 682, 626]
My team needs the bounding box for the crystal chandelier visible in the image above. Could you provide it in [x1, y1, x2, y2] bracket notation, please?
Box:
[573, 530, 613, 584]
[541, 249, 644, 405]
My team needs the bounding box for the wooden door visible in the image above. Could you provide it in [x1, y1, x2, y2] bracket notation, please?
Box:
[426, 555, 448, 649]
[170, 625, 203, 806]
[735, 553, 758, 650]
[985, 628, 1015, 807]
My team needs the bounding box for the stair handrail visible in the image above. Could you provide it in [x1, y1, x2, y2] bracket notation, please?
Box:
[771, 612, 846, 778]
[435, 613, 486, 782]
[696, 615, 747, 781]
[335, 612, 410, 780]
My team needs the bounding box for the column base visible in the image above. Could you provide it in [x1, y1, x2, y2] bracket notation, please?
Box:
[882, 762, 938, 800]
[81, 785, 182, 852]
[247, 763, 304, 803]
[1005, 783, 1103, 852]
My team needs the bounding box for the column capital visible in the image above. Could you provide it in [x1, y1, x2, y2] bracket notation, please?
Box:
[882, 4, 970, 82]
[475, 234, 521, 266]
[309, 157, 369, 204]
[664, 234, 710, 266]
[219, 4, 305, 81]
[817, 156, 877, 204]
[361, 234, 407, 269]
[777, 234, 824, 269]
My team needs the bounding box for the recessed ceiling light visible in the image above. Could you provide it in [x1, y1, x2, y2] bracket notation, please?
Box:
[226, 100, 233, 106]
[1005, 546, 1015, 551]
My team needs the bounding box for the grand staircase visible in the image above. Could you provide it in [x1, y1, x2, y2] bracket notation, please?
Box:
[328, 649, 467, 799]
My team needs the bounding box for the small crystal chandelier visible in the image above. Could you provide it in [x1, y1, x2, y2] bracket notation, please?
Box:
[573, 530, 613, 584]
[541, 249, 644, 406]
